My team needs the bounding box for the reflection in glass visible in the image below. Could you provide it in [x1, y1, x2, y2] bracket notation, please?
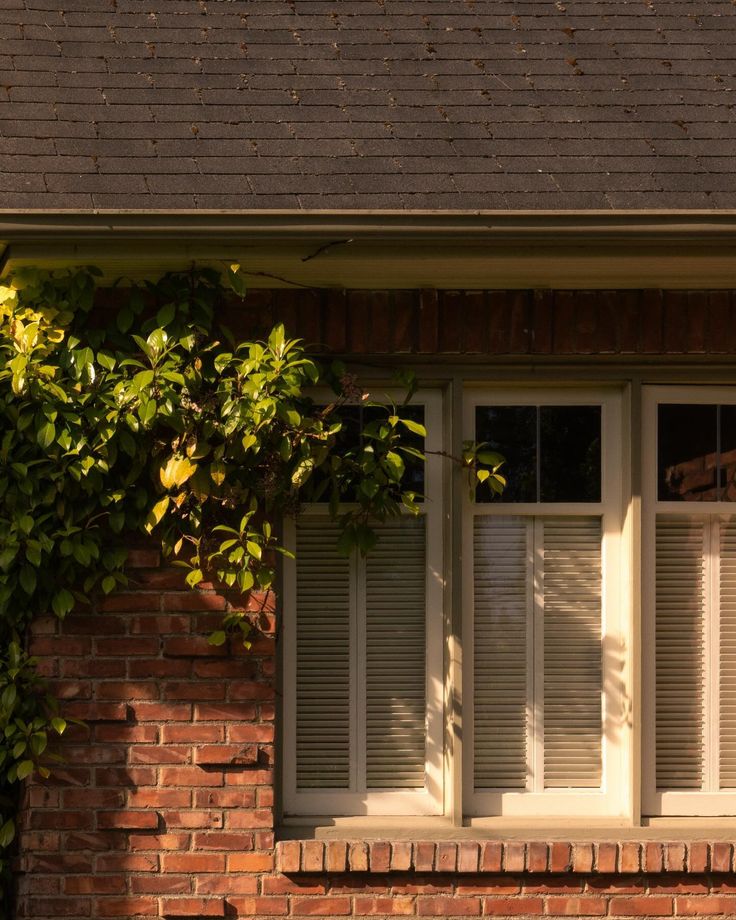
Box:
[475, 406, 536, 503]
[540, 406, 601, 503]
[658, 404, 717, 502]
[721, 405, 736, 501]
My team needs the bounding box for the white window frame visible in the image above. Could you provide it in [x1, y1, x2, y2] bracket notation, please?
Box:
[642, 385, 736, 816]
[282, 388, 445, 817]
[462, 387, 627, 818]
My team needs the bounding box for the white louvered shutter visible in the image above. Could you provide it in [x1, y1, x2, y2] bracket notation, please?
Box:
[473, 516, 529, 789]
[473, 515, 603, 791]
[655, 516, 705, 789]
[366, 516, 427, 788]
[543, 517, 602, 788]
[295, 519, 352, 789]
[721, 520, 736, 787]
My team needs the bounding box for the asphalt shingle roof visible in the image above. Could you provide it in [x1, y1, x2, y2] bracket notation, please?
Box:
[1, 0, 736, 209]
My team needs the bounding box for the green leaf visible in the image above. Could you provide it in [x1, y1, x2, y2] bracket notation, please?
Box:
[0, 819, 15, 849]
[51, 717, 66, 736]
[144, 496, 170, 534]
[19, 566, 36, 596]
[156, 303, 176, 327]
[16, 760, 34, 780]
[101, 575, 116, 594]
[160, 456, 196, 490]
[51, 588, 74, 619]
[117, 306, 134, 333]
[185, 569, 204, 588]
[399, 417, 427, 437]
[208, 630, 227, 646]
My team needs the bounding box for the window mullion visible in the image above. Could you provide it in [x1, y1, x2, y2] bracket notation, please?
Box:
[531, 517, 545, 794]
[706, 517, 721, 793]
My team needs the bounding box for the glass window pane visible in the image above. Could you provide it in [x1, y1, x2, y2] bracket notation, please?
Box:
[720, 405, 736, 501]
[475, 406, 536, 503]
[540, 406, 601, 503]
[658, 404, 717, 502]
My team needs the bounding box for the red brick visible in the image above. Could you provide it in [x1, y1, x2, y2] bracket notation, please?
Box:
[711, 843, 732, 873]
[437, 842, 457, 872]
[303, 840, 325, 872]
[675, 896, 736, 915]
[164, 853, 226, 873]
[63, 702, 127, 721]
[194, 702, 257, 721]
[550, 843, 572, 873]
[131, 876, 192, 895]
[97, 681, 159, 700]
[130, 834, 190, 851]
[96, 637, 159, 655]
[96, 854, 159, 872]
[483, 897, 544, 915]
[95, 724, 158, 743]
[354, 897, 415, 915]
[665, 843, 686, 872]
[349, 842, 369, 872]
[163, 592, 226, 612]
[163, 810, 223, 829]
[326, 840, 348, 873]
[127, 789, 192, 808]
[386, 841, 411, 872]
[595, 843, 617, 874]
[162, 724, 223, 743]
[504, 842, 525, 873]
[24, 899, 92, 918]
[417, 895, 481, 915]
[228, 896, 288, 915]
[619, 842, 641, 873]
[458, 842, 480, 873]
[572, 844, 594, 874]
[159, 766, 222, 787]
[527, 842, 548, 872]
[228, 680, 275, 700]
[97, 811, 159, 830]
[164, 682, 225, 701]
[130, 659, 192, 678]
[126, 549, 161, 568]
[645, 842, 665, 874]
[414, 842, 435, 872]
[164, 637, 227, 657]
[262, 877, 326, 896]
[161, 898, 225, 917]
[224, 809, 271, 829]
[609, 896, 673, 916]
[546, 896, 606, 916]
[481, 842, 503, 873]
[369, 841, 391, 873]
[95, 897, 158, 916]
[30, 637, 91, 657]
[227, 852, 274, 872]
[194, 744, 257, 765]
[456, 879, 521, 895]
[196, 788, 255, 808]
[196, 877, 259, 895]
[684, 843, 707, 874]
[64, 876, 127, 895]
[129, 745, 189, 764]
[291, 896, 351, 915]
[132, 703, 192, 722]
[193, 832, 254, 850]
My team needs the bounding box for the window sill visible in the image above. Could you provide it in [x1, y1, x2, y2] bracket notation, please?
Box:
[275, 837, 735, 875]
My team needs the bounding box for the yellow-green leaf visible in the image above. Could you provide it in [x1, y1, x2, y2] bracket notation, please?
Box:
[160, 455, 196, 490]
[144, 496, 170, 534]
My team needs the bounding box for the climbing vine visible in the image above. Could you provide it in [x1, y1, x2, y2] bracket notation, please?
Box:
[0, 266, 505, 911]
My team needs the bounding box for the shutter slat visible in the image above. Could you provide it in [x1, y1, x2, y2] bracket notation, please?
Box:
[543, 517, 603, 789]
[721, 520, 736, 787]
[656, 516, 705, 790]
[365, 517, 427, 789]
[296, 520, 351, 789]
[473, 516, 529, 789]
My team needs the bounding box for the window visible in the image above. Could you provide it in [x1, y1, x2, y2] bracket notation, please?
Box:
[464, 389, 625, 818]
[281, 391, 444, 816]
[283, 379, 736, 824]
[644, 387, 736, 816]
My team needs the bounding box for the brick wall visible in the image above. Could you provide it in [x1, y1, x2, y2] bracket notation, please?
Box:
[15, 288, 736, 918]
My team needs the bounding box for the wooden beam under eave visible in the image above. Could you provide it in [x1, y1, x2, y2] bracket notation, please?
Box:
[5, 238, 736, 290]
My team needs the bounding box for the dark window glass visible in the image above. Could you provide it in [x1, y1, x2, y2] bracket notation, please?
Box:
[306, 404, 425, 502]
[475, 406, 537, 503]
[540, 406, 601, 502]
[721, 405, 736, 501]
[658, 404, 717, 502]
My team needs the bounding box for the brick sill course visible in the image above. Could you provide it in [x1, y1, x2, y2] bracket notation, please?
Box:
[276, 840, 736, 875]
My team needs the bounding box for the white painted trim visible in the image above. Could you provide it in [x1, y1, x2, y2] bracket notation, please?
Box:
[282, 389, 445, 817]
[463, 387, 628, 818]
[642, 385, 736, 816]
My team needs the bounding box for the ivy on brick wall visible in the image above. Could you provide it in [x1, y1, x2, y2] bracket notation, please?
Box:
[0, 265, 504, 909]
